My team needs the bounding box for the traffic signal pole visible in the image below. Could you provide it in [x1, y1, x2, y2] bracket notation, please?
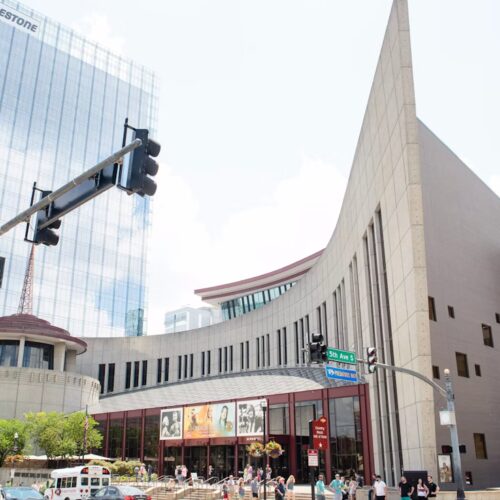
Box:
[0, 138, 142, 238]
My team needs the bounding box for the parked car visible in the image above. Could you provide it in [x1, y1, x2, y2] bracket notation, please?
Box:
[92, 486, 151, 500]
[1, 487, 44, 500]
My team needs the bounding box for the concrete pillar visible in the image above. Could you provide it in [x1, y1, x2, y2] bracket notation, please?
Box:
[17, 336, 25, 367]
[54, 342, 66, 372]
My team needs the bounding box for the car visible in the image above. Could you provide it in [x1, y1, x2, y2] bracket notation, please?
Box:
[1, 487, 44, 500]
[91, 486, 151, 500]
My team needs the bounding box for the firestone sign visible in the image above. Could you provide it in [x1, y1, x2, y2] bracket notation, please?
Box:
[312, 416, 328, 450]
[0, 5, 41, 35]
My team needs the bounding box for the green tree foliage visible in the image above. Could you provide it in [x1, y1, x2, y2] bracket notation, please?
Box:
[25, 412, 102, 460]
[0, 419, 27, 466]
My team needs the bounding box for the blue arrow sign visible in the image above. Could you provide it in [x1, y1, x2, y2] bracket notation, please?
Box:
[325, 365, 358, 382]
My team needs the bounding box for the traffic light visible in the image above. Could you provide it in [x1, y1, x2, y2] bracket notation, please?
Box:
[366, 347, 377, 373]
[309, 333, 327, 363]
[32, 191, 62, 246]
[123, 128, 161, 197]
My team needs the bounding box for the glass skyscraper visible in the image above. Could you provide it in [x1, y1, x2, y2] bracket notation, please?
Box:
[0, 0, 158, 337]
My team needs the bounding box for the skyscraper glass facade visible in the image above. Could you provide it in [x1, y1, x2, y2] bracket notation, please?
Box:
[0, 0, 158, 336]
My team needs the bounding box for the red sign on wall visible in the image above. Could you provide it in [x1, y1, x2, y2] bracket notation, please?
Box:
[312, 416, 328, 450]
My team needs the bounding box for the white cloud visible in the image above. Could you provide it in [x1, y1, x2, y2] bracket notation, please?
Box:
[146, 155, 347, 335]
[72, 13, 125, 54]
[489, 175, 500, 198]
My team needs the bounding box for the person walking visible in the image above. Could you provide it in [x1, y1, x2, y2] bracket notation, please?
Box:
[348, 476, 357, 500]
[238, 479, 246, 500]
[275, 477, 286, 500]
[181, 465, 188, 483]
[285, 475, 295, 500]
[398, 476, 414, 500]
[427, 476, 440, 498]
[367, 474, 376, 500]
[372, 475, 387, 500]
[316, 474, 326, 500]
[416, 478, 429, 499]
[228, 475, 236, 500]
[330, 473, 344, 500]
[251, 477, 260, 499]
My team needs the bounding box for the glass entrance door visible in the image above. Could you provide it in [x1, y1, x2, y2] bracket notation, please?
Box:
[184, 446, 208, 479]
[163, 446, 181, 477]
[210, 445, 235, 479]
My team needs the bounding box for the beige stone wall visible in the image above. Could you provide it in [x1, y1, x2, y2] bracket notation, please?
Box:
[0, 366, 100, 419]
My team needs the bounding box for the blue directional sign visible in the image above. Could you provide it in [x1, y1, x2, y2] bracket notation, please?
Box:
[325, 365, 358, 382]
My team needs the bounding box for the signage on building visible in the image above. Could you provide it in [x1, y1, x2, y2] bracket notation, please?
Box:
[160, 407, 183, 440]
[0, 5, 42, 36]
[325, 365, 358, 382]
[184, 403, 236, 439]
[312, 416, 328, 450]
[308, 449, 319, 467]
[237, 399, 266, 437]
[326, 347, 357, 365]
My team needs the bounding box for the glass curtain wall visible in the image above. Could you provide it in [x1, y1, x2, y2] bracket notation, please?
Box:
[0, 340, 18, 366]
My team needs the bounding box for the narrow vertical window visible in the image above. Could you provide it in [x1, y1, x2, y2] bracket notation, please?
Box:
[224, 346, 228, 372]
[256, 338, 260, 368]
[283, 327, 288, 365]
[107, 363, 115, 393]
[448, 306, 455, 318]
[218, 348, 222, 373]
[230, 345, 233, 371]
[133, 361, 140, 387]
[428, 296, 437, 321]
[183, 354, 188, 378]
[0, 256, 5, 288]
[432, 366, 440, 379]
[456, 352, 469, 378]
[474, 364, 481, 377]
[240, 342, 244, 370]
[277, 329, 282, 366]
[125, 362, 131, 389]
[207, 350, 211, 375]
[294, 322, 299, 364]
[482, 324, 494, 347]
[190, 353, 194, 378]
[201, 351, 205, 376]
[164, 357, 170, 382]
[98, 364, 105, 394]
[316, 306, 322, 334]
[141, 360, 147, 386]
[157, 358, 162, 384]
[177, 355, 182, 380]
[473, 433, 488, 459]
[261, 335, 265, 366]
[266, 334, 270, 367]
[300, 318, 305, 363]
[496, 313, 500, 324]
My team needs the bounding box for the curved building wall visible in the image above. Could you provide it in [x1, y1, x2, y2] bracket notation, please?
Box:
[78, 0, 435, 484]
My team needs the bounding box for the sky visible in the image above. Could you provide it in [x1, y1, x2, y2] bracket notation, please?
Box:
[24, 0, 500, 335]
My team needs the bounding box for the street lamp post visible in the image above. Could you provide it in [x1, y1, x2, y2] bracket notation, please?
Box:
[443, 369, 466, 500]
[13, 432, 19, 453]
[260, 400, 268, 500]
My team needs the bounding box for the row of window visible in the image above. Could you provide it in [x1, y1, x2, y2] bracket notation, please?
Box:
[0, 340, 54, 370]
[429, 296, 497, 348]
[157, 358, 170, 383]
[98, 363, 115, 394]
[177, 354, 194, 380]
[125, 360, 147, 389]
[433, 352, 482, 380]
[221, 282, 296, 320]
[441, 432, 488, 460]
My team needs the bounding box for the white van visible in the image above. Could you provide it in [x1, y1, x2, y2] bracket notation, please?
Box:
[45, 465, 111, 500]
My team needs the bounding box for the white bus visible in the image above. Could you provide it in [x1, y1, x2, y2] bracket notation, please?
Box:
[45, 465, 111, 500]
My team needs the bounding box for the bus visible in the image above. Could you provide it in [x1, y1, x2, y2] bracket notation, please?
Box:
[44, 465, 111, 500]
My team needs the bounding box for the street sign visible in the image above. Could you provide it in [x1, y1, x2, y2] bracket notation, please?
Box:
[312, 416, 329, 450]
[327, 347, 357, 365]
[308, 449, 319, 467]
[325, 365, 358, 382]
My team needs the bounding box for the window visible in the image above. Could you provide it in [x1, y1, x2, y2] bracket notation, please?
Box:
[456, 352, 469, 378]
[0, 340, 18, 367]
[224, 346, 228, 372]
[133, 361, 140, 387]
[207, 350, 211, 375]
[482, 324, 494, 347]
[448, 306, 455, 318]
[261, 335, 265, 367]
[107, 363, 115, 393]
[189, 354, 194, 378]
[266, 334, 270, 367]
[240, 342, 244, 370]
[432, 365, 440, 379]
[142, 360, 148, 386]
[283, 327, 288, 365]
[294, 322, 299, 364]
[496, 313, 500, 324]
[201, 351, 205, 376]
[157, 359, 162, 384]
[428, 296, 437, 321]
[0, 256, 5, 288]
[23, 341, 54, 370]
[256, 338, 260, 368]
[474, 364, 481, 377]
[164, 357, 170, 382]
[230, 346, 233, 371]
[218, 348, 222, 373]
[177, 355, 182, 380]
[98, 364, 105, 394]
[245, 341, 249, 369]
[473, 433, 488, 459]
[125, 362, 131, 389]
[277, 330, 282, 365]
[183, 354, 188, 378]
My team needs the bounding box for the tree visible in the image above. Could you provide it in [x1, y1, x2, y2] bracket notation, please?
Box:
[0, 419, 27, 466]
[25, 411, 102, 460]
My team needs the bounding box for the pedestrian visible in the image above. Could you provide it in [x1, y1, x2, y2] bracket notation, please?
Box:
[275, 477, 286, 500]
[316, 475, 326, 500]
[223, 482, 229, 500]
[427, 476, 440, 498]
[134, 465, 140, 482]
[228, 475, 236, 500]
[330, 473, 344, 500]
[251, 477, 260, 499]
[266, 466, 272, 481]
[416, 478, 428, 498]
[208, 465, 214, 478]
[238, 479, 246, 500]
[398, 476, 413, 500]
[176, 465, 183, 484]
[348, 476, 357, 500]
[367, 474, 376, 500]
[285, 475, 295, 500]
[372, 475, 387, 500]
[147, 464, 153, 481]
[140, 464, 146, 481]
[181, 465, 188, 483]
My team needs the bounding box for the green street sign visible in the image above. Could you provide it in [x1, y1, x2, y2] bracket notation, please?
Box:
[327, 347, 357, 365]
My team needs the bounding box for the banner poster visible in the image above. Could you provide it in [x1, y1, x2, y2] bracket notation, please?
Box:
[237, 399, 265, 436]
[184, 403, 236, 439]
[438, 454, 454, 483]
[160, 407, 183, 440]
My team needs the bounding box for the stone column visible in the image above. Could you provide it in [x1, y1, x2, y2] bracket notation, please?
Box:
[54, 342, 66, 372]
[17, 336, 25, 367]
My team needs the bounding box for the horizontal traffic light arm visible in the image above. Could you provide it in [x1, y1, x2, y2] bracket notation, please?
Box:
[0, 138, 142, 238]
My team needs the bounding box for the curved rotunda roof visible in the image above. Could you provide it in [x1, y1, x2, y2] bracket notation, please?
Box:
[0, 313, 87, 353]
